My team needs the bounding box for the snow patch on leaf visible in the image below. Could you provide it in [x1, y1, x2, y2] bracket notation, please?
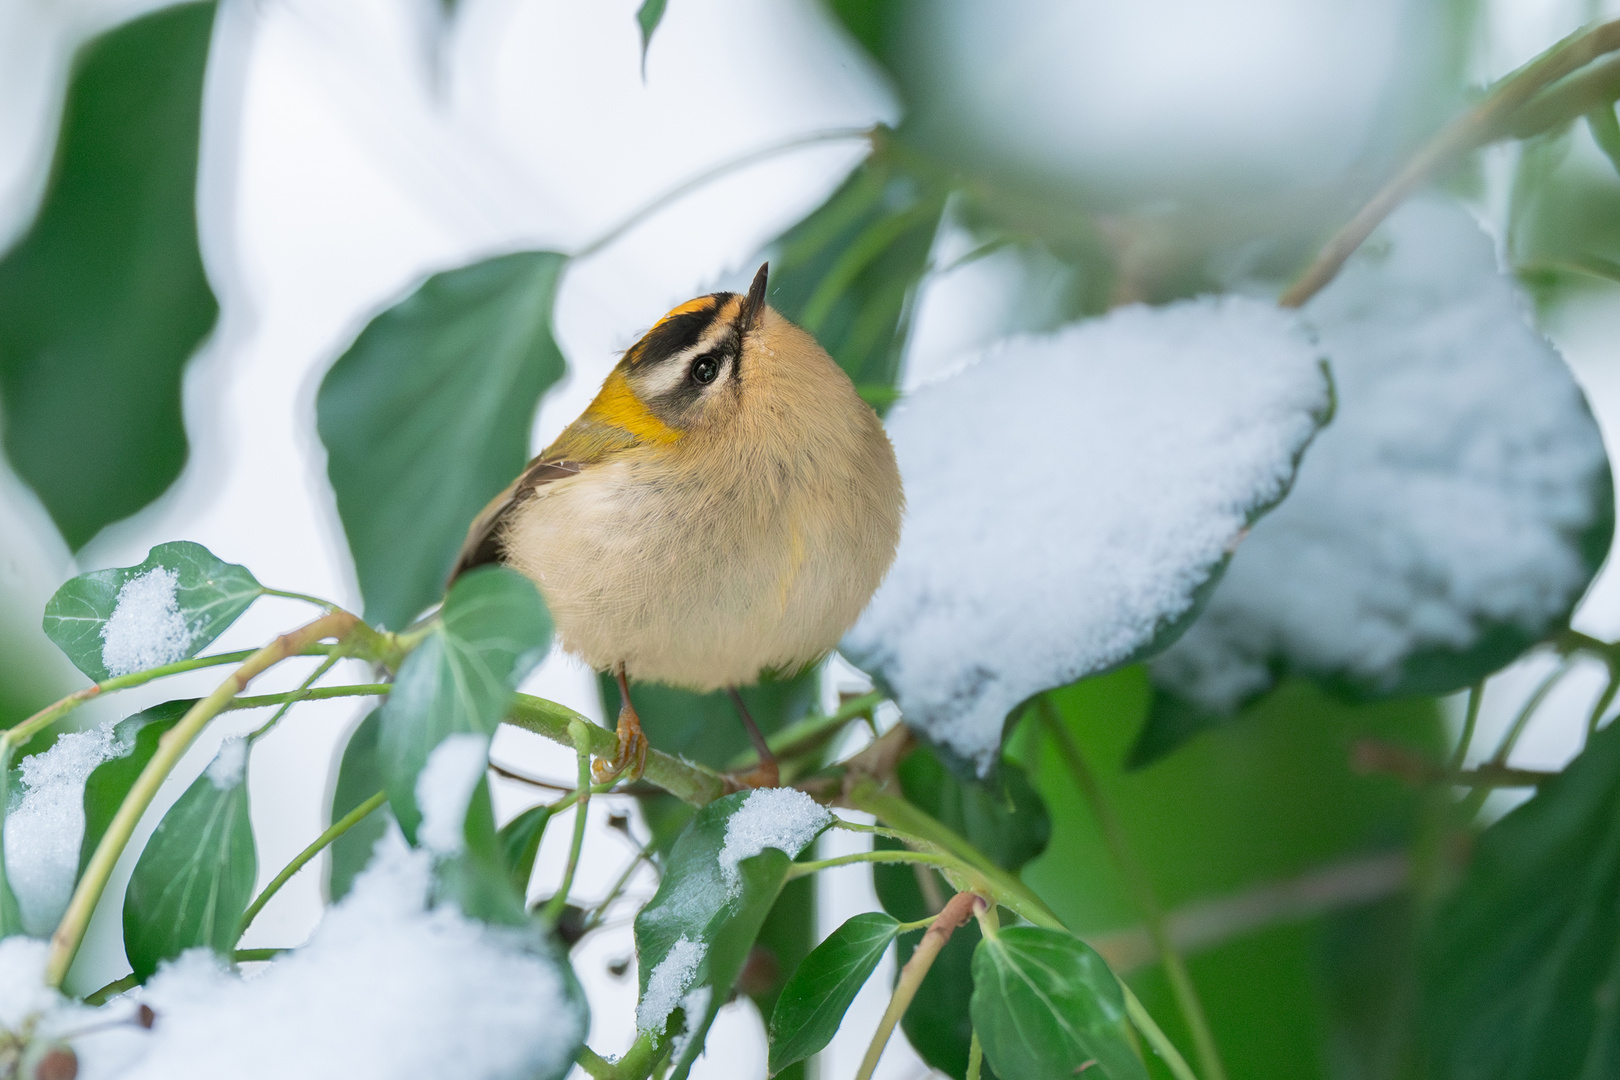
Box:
[844, 296, 1331, 771]
[717, 788, 830, 896]
[3, 722, 119, 935]
[100, 568, 191, 678]
[204, 739, 247, 791]
[414, 734, 490, 856]
[637, 934, 706, 1033]
[1151, 199, 1611, 714]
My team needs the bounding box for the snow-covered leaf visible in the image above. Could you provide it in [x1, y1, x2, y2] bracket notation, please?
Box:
[378, 567, 549, 843]
[1145, 199, 1613, 761]
[634, 789, 831, 1079]
[843, 296, 1331, 773]
[414, 735, 527, 927]
[123, 739, 256, 980]
[42, 541, 262, 682]
[317, 251, 568, 632]
[0, 2, 218, 550]
[104, 841, 585, 1080]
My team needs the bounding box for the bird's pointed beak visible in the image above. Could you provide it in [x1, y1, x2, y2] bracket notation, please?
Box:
[742, 262, 769, 329]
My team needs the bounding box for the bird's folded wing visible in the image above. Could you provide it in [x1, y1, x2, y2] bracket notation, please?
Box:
[449, 458, 583, 583]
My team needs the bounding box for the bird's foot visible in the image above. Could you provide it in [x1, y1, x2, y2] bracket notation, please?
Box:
[592, 701, 648, 783]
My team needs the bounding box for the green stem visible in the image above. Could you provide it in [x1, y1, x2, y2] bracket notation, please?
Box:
[227, 684, 393, 711]
[1280, 17, 1620, 307]
[234, 947, 287, 963]
[1122, 983, 1202, 1080]
[1459, 660, 1574, 822]
[966, 1031, 984, 1080]
[1449, 681, 1485, 772]
[248, 653, 341, 741]
[785, 849, 957, 879]
[1588, 672, 1618, 736]
[1037, 697, 1227, 1080]
[573, 126, 875, 262]
[575, 1033, 663, 1080]
[543, 721, 595, 924]
[82, 973, 140, 1006]
[505, 694, 727, 807]
[45, 611, 360, 987]
[236, 790, 386, 943]
[842, 778, 1061, 929]
[261, 587, 341, 611]
[3, 647, 334, 749]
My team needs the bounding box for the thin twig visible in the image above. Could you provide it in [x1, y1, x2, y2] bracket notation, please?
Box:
[855, 891, 984, 1080]
[237, 790, 387, 942]
[1279, 18, 1620, 307]
[573, 126, 876, 262]
[1449, 681, 1485, 772]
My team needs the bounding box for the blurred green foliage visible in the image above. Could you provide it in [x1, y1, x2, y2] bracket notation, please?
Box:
[0, 2, 217, 550]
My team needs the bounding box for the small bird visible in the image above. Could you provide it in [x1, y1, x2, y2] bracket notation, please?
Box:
[452, 264, 903, 784]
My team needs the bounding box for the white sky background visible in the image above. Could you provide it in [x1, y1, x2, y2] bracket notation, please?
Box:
[4, 0, 1620, 1077]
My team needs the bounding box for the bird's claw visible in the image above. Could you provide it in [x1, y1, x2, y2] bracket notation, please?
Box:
[592, 702, 648, 783]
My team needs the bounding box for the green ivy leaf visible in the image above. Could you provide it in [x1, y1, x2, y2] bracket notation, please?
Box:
[634, 790, 830, 1080]
[434, 775, 529, 927]
[871, 743, 1048, 1078]
[636, 0, 667, 74]
[768, 911, 899, 1073]
[42, 541, 263, 683]
[328, 708, 391, 903]
[497, 803, 552, 897]
[80, 699, 194, 876]
[765, 154, 946, 400]
[1423, 717, 1620, 1080]
[317, 251, 569, 631]
[123, 739, 256, 980]
[378, 566, 550, 842]
[0, 2, 219, 549]
[971, 925, 1147, 1080]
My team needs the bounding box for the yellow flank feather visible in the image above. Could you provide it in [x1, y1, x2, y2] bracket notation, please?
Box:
[777, 524, 807, 612]
[580, 370, 684, 447]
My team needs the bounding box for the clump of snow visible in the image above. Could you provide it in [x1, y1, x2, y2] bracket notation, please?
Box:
[1151, 198, 1610, 714]
[843, 296, 1331, 771]
[0, 938, 57, 1031]
[667, 985, 711, 1063]
[3, 722, 119, 936]
[100, 568, 192, 679]
[717, 788, 830, 895]
[415, 734, 490, 855]
[636, 935, 706, 1033]
[77, 835, 583, 1080]
[204, 739, 248, 791]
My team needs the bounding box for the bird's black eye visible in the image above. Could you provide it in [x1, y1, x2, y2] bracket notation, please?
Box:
[690, 355, 720, 385]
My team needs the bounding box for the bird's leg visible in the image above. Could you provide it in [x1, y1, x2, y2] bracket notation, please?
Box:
[593, 666, 649, 783]
[728, 688, 780, 789]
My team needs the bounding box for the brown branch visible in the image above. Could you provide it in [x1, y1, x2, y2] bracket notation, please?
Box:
[1351, 738, 1556, 788]
[1280, 18, 1620, 308]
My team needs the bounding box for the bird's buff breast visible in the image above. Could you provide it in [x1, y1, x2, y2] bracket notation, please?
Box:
[499, 456, 891, 691]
